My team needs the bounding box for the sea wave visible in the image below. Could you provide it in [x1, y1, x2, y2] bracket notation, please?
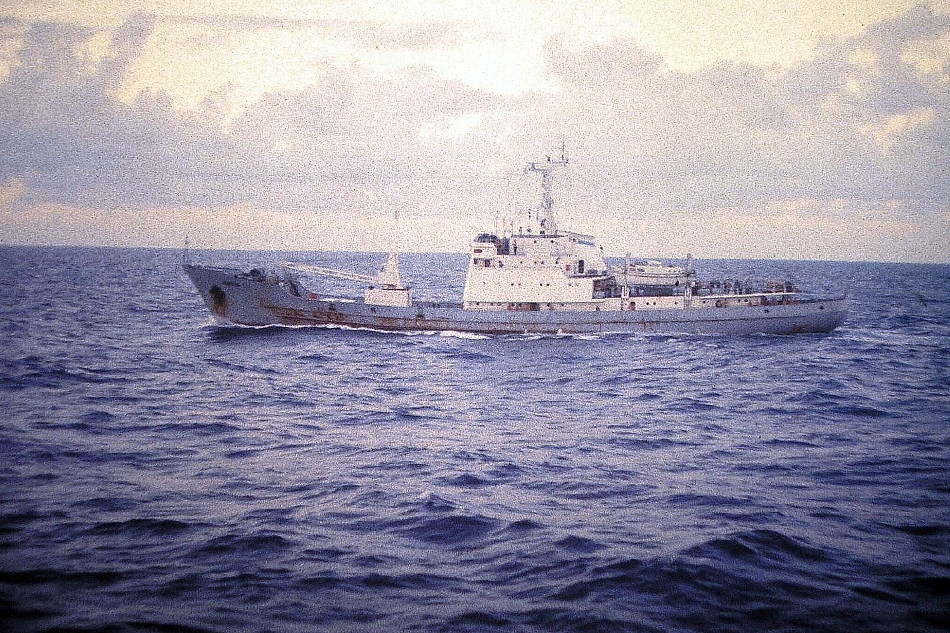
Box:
[1, 248, 948, 633]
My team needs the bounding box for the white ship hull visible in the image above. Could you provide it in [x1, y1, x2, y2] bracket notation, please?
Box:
[185, 264, 848, 335]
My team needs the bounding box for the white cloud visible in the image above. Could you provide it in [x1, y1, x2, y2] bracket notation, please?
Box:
[0, 5, 949, 261]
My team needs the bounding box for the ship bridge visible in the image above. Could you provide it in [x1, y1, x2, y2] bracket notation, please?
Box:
[462, 150, 615, 310]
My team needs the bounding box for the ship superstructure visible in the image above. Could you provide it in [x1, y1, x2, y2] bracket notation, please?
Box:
[463, 152, 614, 310]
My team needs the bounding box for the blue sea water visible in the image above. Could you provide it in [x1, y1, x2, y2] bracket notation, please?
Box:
[1, 245, 949, 633]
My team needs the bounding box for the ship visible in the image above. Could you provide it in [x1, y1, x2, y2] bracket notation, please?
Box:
[184, 153, 847, 335]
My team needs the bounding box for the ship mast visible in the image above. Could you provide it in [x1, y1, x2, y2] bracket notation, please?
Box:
[378, 206, 404, 289]
[525, 142, 568, 236]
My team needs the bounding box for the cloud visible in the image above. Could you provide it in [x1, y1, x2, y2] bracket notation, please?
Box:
[98, 12, 154, 88]
[534, 7, 950, 211]
[0, 14, 514, 214]
[856, 2, 950, 47]
[0, 5, 948, 260]
[161, 12, 463, 52]
[0, 17, 253, 209]
[0, 176, 24, 209]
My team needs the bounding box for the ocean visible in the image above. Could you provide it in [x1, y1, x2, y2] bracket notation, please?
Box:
[1, 246, 948, 633]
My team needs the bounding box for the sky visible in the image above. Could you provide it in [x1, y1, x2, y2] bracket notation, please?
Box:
[1, 0, 949, 262]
